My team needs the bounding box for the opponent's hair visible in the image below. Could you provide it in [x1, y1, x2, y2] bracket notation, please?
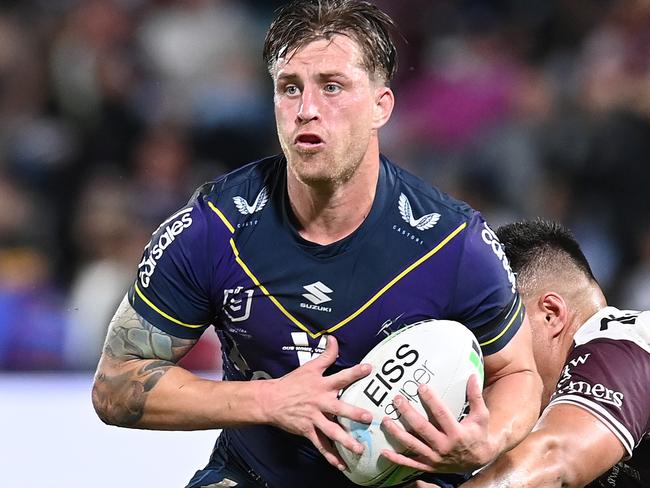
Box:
[263, 0, 398, 84]
[495, 219, 598, 297]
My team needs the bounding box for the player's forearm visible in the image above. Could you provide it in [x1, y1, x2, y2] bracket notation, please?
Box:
[92, 354, 269, 430]
[92, 295, 272, 430]
[483, 369, 542, 456]
[462, 431, 571, 488]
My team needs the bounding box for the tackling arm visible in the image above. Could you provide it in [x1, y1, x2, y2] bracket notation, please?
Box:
[379, 315, 542, 473]
[462, 403, 625, 488]
[480, 314, 543, 458]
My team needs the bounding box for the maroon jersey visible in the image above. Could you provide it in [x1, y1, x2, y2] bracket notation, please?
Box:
[547, 307, 650, 487]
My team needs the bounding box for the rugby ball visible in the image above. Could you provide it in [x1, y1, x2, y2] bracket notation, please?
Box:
[335, 319, 484, 487]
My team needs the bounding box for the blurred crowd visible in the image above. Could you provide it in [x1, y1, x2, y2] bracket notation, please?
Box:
[0, 0, 648, 371]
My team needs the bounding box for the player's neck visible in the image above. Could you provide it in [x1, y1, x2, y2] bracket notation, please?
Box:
[287, 158, 379, 245]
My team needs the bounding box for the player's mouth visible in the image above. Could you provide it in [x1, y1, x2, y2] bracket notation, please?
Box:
[294, 133, 324, 151]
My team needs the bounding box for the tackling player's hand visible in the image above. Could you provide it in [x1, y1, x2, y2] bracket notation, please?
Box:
[259, 335, 373, 471]
[379, 374, 495, 473]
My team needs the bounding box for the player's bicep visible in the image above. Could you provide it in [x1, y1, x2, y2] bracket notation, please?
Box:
[451, 215, 524, 355]
[102, 294, 197, 363]
[535, 403, 625, 486]
[482, 313, 537, 386]
[93, 295, 199, 426]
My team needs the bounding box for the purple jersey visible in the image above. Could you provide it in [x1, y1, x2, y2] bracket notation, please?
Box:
[546, 307, 650, 488]
[128, 155, 523, 488]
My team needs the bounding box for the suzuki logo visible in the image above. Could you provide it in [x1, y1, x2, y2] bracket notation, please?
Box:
[302, 281, 333, 305]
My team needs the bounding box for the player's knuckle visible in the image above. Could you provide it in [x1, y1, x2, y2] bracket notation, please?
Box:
[437, 444, 451, 457]
[298, 423, 313, 437]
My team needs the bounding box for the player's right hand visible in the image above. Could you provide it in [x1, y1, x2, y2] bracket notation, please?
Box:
[259, 335, 373, 471]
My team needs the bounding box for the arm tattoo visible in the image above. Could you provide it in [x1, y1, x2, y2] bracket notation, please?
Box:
[103, 296, 195, 362]
[93, 296, 198, 426]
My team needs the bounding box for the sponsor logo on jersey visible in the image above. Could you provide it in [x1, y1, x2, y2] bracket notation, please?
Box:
[376, 312, 406, 337]
[555, 353, 624, 408]
[233, 187, 269, 215]
[300, 281, 333, 312]
[391, 224, 425, 245]
[283, 332, 327, 365]
[606, 463, 621, 487]
[558, 380, 624, 408]
[225, 324, 251, 339]
[138, 208, 193, 288]
[398, 193, 440, 231]
[480, 222, 516, 294]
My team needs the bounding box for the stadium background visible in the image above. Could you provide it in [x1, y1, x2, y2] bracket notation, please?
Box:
[0, 0, 648, 486]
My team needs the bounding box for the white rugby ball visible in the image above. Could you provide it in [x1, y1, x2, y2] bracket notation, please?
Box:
[335, 319, 484, 487]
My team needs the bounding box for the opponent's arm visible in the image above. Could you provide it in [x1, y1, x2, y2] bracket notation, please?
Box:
[380, 315, 542, 472]
[92, 295, 372, 468]
[462, 403, 624, 488]
[480, 314, 542, 457]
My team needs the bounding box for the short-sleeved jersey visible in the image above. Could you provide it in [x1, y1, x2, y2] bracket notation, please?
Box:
[545, 307, 650, 488]
[128, 155, 524, 488]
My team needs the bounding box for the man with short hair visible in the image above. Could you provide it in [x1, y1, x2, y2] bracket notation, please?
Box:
[400, 220, 649, 488]
[91, 2, 541, 487]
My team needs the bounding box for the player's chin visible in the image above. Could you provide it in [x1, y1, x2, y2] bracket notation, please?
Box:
[293, 167, 340, 187]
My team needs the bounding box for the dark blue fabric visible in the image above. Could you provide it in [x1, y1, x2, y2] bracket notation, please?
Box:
[130, 154, 522, 488]
[187, 431, 470, 488]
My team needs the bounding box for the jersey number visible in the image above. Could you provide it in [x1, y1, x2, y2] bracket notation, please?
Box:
[600, 313, 639, 331]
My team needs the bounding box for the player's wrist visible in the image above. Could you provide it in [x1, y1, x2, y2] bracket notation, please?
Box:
[251, 377, 280, 425]
[480, 431, 504, 465]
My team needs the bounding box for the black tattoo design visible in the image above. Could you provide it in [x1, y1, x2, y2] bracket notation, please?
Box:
[93, 297, 197, 426]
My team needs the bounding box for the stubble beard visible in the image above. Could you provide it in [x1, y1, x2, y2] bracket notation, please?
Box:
[283, 138, 368, 191]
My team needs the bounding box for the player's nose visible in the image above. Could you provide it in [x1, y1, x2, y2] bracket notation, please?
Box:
[297, 86, 321, 123]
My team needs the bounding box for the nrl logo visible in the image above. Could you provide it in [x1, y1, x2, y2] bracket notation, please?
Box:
[398, 193, 440, 231]
[233, 187, 269, 215]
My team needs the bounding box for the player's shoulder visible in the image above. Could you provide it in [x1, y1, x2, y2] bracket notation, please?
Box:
[385, 156, 505, 256]
[574, 306, 650, 353]
[193, 155, 282, 203]
[384, 156, 475, 222]
[188, 155, 284, 229]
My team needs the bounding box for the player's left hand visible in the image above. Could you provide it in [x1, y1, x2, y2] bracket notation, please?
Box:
[379, 374, 494, 473]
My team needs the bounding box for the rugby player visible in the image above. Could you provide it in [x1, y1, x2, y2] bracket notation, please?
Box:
[395, 220, 649, 488]
[91, 1, 542, 487]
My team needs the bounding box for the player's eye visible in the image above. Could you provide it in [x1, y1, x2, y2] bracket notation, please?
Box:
[284, 85, 300, 96]
[324, 83, 341, 94]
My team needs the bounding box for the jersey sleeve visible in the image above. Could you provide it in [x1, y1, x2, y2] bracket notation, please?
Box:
[450, 213, 524, 356]
[548, 339, 650, 458]
[128, 189, 226, 339]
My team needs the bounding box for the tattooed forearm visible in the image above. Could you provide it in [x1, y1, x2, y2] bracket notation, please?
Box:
[92, 296, 198, 427]
[93, 360, 173, 426]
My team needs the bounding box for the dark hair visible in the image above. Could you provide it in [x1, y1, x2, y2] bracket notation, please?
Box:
[263, 0, 398, 84]
[496, 219, 597, 294]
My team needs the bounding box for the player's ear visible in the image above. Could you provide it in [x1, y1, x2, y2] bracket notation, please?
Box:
[538, 292, 568, 338]
[371, 85, 394, 130]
